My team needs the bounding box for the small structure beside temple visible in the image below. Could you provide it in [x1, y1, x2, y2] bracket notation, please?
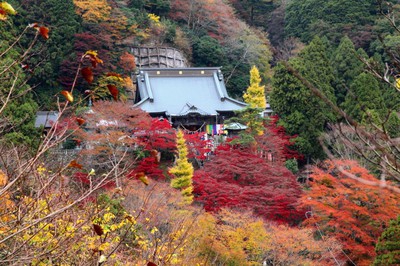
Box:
[134, 67, 247, 132]
[35, 111, 60, 135]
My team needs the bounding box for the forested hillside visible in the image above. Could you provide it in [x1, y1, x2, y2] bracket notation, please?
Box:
[1, 0, 400, 265]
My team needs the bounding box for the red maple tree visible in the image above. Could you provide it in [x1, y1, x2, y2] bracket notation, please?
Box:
[183, 132, 211, 161]
[193, 145, 303, 224]
[128, 118, 176, 180]
[258, 115, 303, 162]
[300, 159, 400, 266]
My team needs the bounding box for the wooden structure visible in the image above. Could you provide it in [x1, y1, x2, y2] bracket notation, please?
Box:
[134, 67, 247, 131]
[130, 47, 188, 68]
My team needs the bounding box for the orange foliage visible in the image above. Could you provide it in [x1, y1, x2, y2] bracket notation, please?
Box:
[118, 52, 136, 74]
[300, 159, 400, 265]
[266, 224, 343, 265]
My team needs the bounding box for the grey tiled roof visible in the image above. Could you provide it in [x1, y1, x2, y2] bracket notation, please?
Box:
[35, 111, 59, 128]
[134, 68, 246, 116]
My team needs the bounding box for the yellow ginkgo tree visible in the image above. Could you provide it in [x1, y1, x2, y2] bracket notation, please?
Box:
[169, 130, 194, 205]
[243, 65, 266, 109]
[241, 65, 267, 136]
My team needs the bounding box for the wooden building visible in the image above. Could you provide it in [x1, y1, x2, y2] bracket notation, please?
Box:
[134, 67, 247, 132]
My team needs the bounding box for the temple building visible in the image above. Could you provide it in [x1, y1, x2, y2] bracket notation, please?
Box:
[134, 67, 247, 132]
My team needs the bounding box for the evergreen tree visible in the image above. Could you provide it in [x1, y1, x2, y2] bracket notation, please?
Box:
[18, 0, 81, 109]
[270, 37, 336, 158]
[374, 216, 400, 266]
[170, 130, 194, 205]
[129, 0, 170, 16]
[231, 0, 275, 27]
[285, 0, 378, 47]
[0, 16, 39, 147]
[343, 73, 386, 122]
[332, 36, 365, 105]
[386, 111, 400, 138]
[192, 35, 227, 67]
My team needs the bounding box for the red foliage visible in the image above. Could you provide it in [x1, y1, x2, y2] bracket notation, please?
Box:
[128, 157, 164, 180]
[129, 118, 176, 180]
[183, 132, 211, 160]
[72, 172, 90, 184]
[107, 84, 119, 100]
[258, 115, 303, 162]
[193, 146, 303, 224]
[72, 172, 115, 190]
[59, 31, 113, 89]
[300, 160, 400, 265]
[81, 67, 94, 84]
[137, 118, 176, 151]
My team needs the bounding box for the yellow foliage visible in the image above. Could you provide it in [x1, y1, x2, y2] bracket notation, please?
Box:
[148, 13, 161, 25]
[36, 164, 47, 175]
[191, 210, 270, 265]
[123, 76, 135, 92]
[0, 2, 16, 19]
[73, 0, 111, 22]
[243, 66, 266, 109]
[396, 77, 400, 90]
[170, 130, 194, 204]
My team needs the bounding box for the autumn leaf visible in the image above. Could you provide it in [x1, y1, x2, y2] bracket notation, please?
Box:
[147, 262, 158, 266]
[60, 90, 73, 102]
[93, 224, 104, 236]
[136, 172, 149, 186]
[396, 78, 400, 90]
[28, 23, 49, 39]
[68, 160, 83, 169]
[107, 84, 119, 100]
[84, 50, 103, 68]
[38, 26, 49, 39]
[76, 117, 85, 126]
[0, 2, 16, 15]
[0, 9, 7, 21]
[81, 67, 94, 84]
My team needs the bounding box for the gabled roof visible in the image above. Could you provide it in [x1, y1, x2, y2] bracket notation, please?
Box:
[35, 111, 59, 128]
[134, 67, 246, 116]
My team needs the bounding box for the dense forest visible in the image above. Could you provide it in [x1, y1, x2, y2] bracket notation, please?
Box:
[1, 0, 400, 265]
